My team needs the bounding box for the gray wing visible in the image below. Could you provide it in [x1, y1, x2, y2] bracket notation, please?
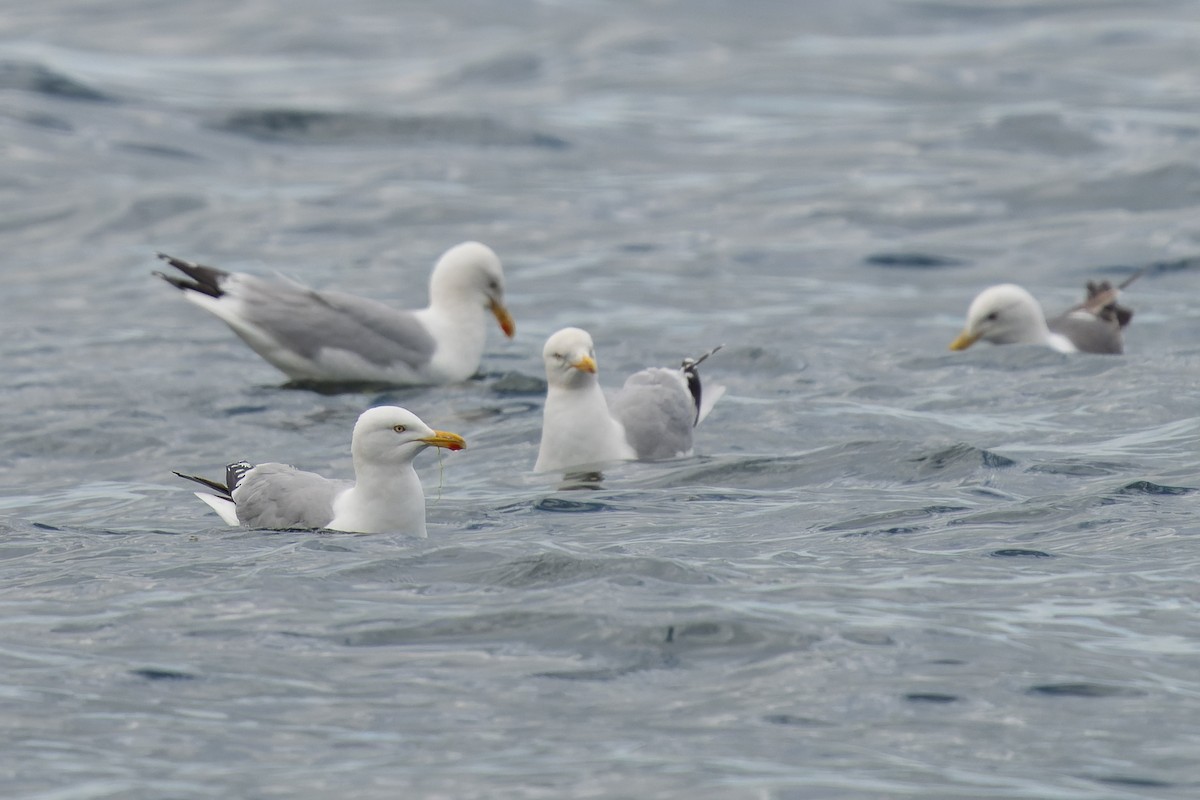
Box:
[608, 368, 695, 460]
[1048, 281, 1129, 354]
[234, 277, 437, 368]
[1048, 311, 1123, 354]
[231, 463, 350, 530]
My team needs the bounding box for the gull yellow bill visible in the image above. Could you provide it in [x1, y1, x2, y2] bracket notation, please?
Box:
[948, 330, 980, 351]
[571, 355, 597, 374]
[420, 431, 466, 451]
[490, 299, 516, 338]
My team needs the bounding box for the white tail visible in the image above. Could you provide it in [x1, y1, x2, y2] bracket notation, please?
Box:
[194, 492, 240, 527]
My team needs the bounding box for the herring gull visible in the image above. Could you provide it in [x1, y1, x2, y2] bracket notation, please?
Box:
[534, 327, 724, 473]
[949, 278, 1137, 354]
[155, 241, 515, 384]
[173, 406, 465, 535]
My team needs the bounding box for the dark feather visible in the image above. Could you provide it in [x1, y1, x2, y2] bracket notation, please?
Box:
[680, 344, 723, 426]
[154, 252, 229, 298]
[1083, 280, 1133, 328]
[172, 460, 254, 500]
[225, 461, 253, 492]
[172, 470, 233, 499]
[1069, 261, 1155, 328]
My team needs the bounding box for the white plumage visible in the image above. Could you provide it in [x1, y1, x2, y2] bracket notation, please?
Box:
[174, 406, 465, 535]
[156, 241, 515, 384]
[534, 327, 723, 473]
[950, 280, 1133, 354]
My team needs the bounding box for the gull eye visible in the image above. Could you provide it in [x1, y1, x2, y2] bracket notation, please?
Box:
[552, 352, 563, 360]
[488, 279, 500, 291]
[392, 424, 407, 433]
[984, 311, 999, 322]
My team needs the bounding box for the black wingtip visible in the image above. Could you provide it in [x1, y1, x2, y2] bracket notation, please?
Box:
[153, 270, 193, 292]
[172, 461, 253, 499]
[226, 461, 253, 493]
[172, 470, 233, 499]
[681, 343, 724, 372]
[154, 252, 228, 298]
[681, 344, 724, 426]
[1085, 281, 1134, 329]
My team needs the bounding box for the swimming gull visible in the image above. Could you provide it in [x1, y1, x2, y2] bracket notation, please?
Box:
[534, 327, 724, 473]
[155, 241, 515, 384]
[172, 406, 465, 535]
[949, 277, 1137, 355]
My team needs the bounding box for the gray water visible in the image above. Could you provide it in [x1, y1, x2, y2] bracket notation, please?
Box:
[3, 1, 1200, 797]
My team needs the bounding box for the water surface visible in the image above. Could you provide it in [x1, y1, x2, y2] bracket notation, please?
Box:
[2, 1, 1199, 797]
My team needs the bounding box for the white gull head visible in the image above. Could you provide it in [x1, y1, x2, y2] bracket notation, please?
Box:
[950, 283, 1071, 352]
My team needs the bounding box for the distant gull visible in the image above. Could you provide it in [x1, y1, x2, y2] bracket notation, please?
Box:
[949, 275, 1141, 355]
[173, 406, 465, 535]
[534, 327, 724, 473]
[155, 241, 515, 385]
